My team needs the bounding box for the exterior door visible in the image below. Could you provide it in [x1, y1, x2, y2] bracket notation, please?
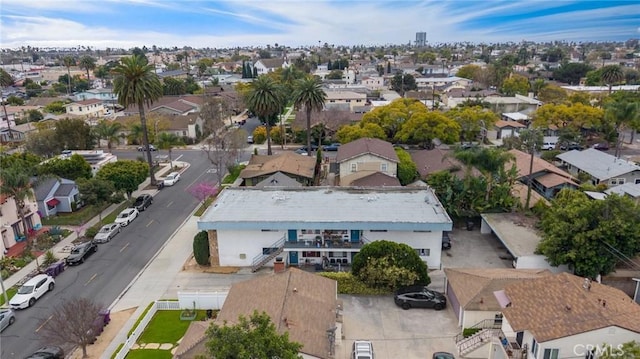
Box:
[350, 230, 360, 243]
[289, 251, 298, 265]
[287, 229, 297, 242]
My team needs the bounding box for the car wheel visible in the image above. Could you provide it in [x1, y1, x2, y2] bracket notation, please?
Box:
[28, 298, 36, 307]
[434, 303, 444, 311]
[8, 316, 15, 325]
[401, 302, 411, 310]
[80, 257, 84, 264]
[94, 246, 98, 253]
[48, 282, 55, 291]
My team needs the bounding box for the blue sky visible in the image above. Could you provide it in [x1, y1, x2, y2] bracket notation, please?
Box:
[1, 0, 639, 49]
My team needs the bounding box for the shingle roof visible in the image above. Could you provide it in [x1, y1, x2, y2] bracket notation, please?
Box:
[34, 178, 58, 201]
[257, 58, 285, 69]
[54, 183, 76, 196]
[494, 120, 525, 128]
[292, 109, 362, 131]
[445, 268, 551, 311]
[172, 320, 209, 358]
[336, 138, 398, 163]
[255, 172, 303, 188]
[215, 268, 337, 359]
[500, 272, 640, 342]
[556, 148, 640, 180]
[508, 149, 575, 183]
[410, 148, 481, 179]
[350, 172, 401, 187]
[239, 152, 316, 180]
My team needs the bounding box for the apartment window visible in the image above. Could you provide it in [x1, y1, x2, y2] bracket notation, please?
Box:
[262, 247, 279, 255]
[381, 163, 388, 172]
[531, 339, 538, 356]
[609, 178, 625, 185]
[416, 249, 430, 256]
[302, 251, 320, 257]
[543, 349, 559, 359]
[351, 163, 357, 172]
[635, 179, 640, 184]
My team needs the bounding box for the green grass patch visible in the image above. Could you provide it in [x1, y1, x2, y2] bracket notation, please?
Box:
[137, 310, 208, 344]
[222, 164, 246, 185]
[41, 203, 110, 226]
[194, 197, 215, 217]
[124, 349, 173, 359]
[0, 287, 17, 306]
[128, 302, 156, 338]
[319, 272, 391, 295]
[110, 343, 125, 359]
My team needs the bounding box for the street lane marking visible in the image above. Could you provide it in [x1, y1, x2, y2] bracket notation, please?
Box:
[166, 201, 173, 207]
[146, 220, 154, 227]
[35, 315, 53, 333]
[120, 242, 130, 253]
[85, 273, 97, 286]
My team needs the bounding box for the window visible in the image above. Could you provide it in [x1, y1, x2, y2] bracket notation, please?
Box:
[635, 179, 640, 184]
[370, 230, 387, 232]
[381, 163, 388, 172]
[351, 163, 357, 172]
[543, 349, 559, 359]
[262, 247, 279, 255]
[416, 249, 430, 256]
[302, 251, 320, 257]
[531, 339, 538, 356]
[260, 229, 278, 232]
[609, 178, 625, 185]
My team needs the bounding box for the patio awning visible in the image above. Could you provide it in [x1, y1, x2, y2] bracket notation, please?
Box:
[494, 290, 511, 308]
[46, 198, 60, 206]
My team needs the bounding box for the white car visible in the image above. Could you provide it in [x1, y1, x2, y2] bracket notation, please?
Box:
[352, 340, 374, 359]
[94, 223, 121, 243]
[114, 208, 139, 227]
[163, 172, 181, 186]
[9, 274, 55, 309]
[0, 308, 16, 332]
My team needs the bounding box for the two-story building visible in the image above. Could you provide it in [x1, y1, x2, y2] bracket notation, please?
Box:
[253, 58, 290, 76]
[64, 99, 107, 118]
[197, 186, 453, 272]
[0, 190, 42, 258]
[336, 138, 400, 186]
[324, 90, 367, 112]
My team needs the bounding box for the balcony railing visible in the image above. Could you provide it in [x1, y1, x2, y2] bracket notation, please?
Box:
[283, 239, 365, 250]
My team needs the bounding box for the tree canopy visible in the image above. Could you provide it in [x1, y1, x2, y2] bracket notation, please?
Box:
[38, 154, 93, 181]
[532, 102, 605, 131]
[96, 160, 148, 198]
[537, 189, 640, 278]
[395, 148, 418, 185]
[352, 240, 430, 288]
[204, 311, 303, 359]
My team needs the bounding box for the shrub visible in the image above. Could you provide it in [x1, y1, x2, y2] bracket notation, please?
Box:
[43, 250, 58, 266]
[193, 231, 210, 266]
[463, 328, 482, 338]
[85, 226, 99, 239]
[252, 126, 267, 144]
[318, 272, 390, 295]
[540, 150, 561, 162]
[352, 240, 430, 288]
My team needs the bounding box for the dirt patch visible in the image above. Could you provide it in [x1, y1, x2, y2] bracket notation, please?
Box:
[69, 307, 137, 359]
[182, 255, 240, 274]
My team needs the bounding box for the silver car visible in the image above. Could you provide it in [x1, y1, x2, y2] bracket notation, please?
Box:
[94, 223, 121, 243]
[0, 308, 16, 332]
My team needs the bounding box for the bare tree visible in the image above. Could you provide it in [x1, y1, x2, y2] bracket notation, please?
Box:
[39, 297, 104, 358]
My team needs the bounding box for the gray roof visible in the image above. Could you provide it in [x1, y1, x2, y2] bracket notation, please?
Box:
[556, 149, 640, 180]
[34, 178, 58, 201]
[198, 186, 452, 231]
[54, 183, 76, 196]
[254, 172, 302, 188]
[605, 183, 640, 198]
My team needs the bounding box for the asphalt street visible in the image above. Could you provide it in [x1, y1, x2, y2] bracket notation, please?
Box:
[0, 149, 219, 358]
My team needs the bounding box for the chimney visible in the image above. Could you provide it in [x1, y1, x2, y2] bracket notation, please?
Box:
[274, 257, 285, 273]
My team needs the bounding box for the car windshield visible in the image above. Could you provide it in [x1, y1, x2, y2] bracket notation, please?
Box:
[18, 285, 34, 294]
[71, 246, 82, 254]
[118, 212, 129, 218]
[99, 227, 110, 233]
[167, 175, 175, 180]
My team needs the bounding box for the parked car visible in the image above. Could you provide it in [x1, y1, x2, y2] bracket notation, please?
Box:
[163, 172, 181, 186]
[592, 142, 609, 151]
[24, 346, 64, 359]
[94, 223, 121, 243]
[560, 142, 584, 151]
[352, 340, 374, 359]
[247, 135, 254, 144]
[134, 194, 153, 211]
[115, 208, 139, 227]
[294, 148, 309, 156]
[433, 352, 455, 359]
[137, 144, 157, 151]
[323, 143, 341, 151]
[9, 274, 55, 309]
[298, 145, 319, 152]
[442, 232, 452, 250]
[394, 286, 447, 310]
[0, 308, 16, 332]
[65, 240, 98, 266]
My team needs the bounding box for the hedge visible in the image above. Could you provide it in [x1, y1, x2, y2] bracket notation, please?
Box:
[319, 272, 390, 295]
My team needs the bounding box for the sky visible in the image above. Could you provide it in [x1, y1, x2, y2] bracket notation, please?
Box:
[1, 0, 639, 50]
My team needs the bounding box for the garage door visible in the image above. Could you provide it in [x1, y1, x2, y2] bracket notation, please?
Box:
[446, 282, 461, 323]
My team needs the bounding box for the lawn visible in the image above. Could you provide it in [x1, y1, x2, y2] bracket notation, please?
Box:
[41, 203, 110, 226]
[137, 310, 207, 344]
[123, 349, 173, 359]
[194, 197, 214, 217]
[0, 287, 17, 306]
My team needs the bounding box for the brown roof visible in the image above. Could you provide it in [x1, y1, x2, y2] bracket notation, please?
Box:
[257, 58, 285, 69]
[494, 120, 525, 129]
[26, 97, 64, 107]
[123, 95, 204, 114]
[511, 182, 549, 208]
[216, 268, 338, 359]
[165, 113, 200, 130]
[292, 109, 362, 132]
[410, 148, 481, 179]
[240, 152, 316, 180]
[336, 138, 398, 163]
[536, 172, 576, 188]
[507, 149, 575, 182]
[501, 272, 640, 342]
[444, 268, 552, 311]
[350, 172, 401, 187]
[173, 320, 210, 358]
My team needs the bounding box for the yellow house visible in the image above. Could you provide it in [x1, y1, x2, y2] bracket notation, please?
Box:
[64, 99, 107, 118]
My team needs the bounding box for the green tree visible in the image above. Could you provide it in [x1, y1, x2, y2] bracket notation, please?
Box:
[26, 109, 44, 123]
[193, 231, 210, 266]
[456, 64, 481, 81]
[93, 120, 122, 152]
[600, 65, 625, 94]
[94, 65, 109, 88]
[156, 132, 184, 168]
[0, 152, 42, 172]
[204, 311, 303, 359]
[446, 106, 498, 144]
[326, 70, 343, 80]
[517, 129, 544, 209]
[552, 62, 593, 85]
[5, 95, 24, 105]
[537, 84, 567, 104]
[25, 128, 60, 157]
[38, 154, 92, 180]
[390, 73, 417, 96]
[604, 100, 640, 157]
[598, 341, 640, 359]
[76, 177, 120, 218]
[54, 118, 94, 150]
[394, 111, 461, 147]
[292, 75, 327, 157]
[500, 74, 530, 96]
[78, 55, 96, 88]
[112, 55, 163, 185]
[96, 160, 149, 198]
[532, 103, 605, 132]
[335, 122, 386, 143]
[44, 101, 67, 114]
[395, 148, 418, 185]
[537, 190, 640, 278]
[62, 56, 75, 95]
[245, 75, 284, 155]
[163, 77, 186, 95]
[1, 68, 15, 138]
[352, 240, 430, 288]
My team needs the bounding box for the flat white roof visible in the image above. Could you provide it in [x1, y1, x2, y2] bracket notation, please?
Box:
[481, 213, 540, 257]
[198, 187, 453, 231]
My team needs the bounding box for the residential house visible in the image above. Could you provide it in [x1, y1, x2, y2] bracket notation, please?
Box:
[197, 186, 453, 271]
[501, 112, 531, 126]
[253, 58, 290, 75]
[0, 108, 17, 129]
[444, 94, 541, 113]
[507, 149, 577, 199]
[239, 152, 316, 187]
[174, 268, 340, 359]
[34, 178, 80, 217]
[336, 138, 399, 186]
[122, 95, 203, 116]
[414, 76, 472, 92]
[0, 189, 42, 258]
[64, 99, 108, 118]
[324, 90, 367, 112]
[0, 128, 26, 143]
[410, 148, 481, 180]
[291, 109, 362, 138]
[360, 76, 385, 91]
[58, 150, 118, 175]
[605, 183, 640, 203]
[2, 105, 43, 125]
[160, 113, 203, 141]
[492, 272, 640, 359]
[156, 69, 189, 80]
[487, 120, 526, 143]
[444, 268, 551, 328]
[556, 148, 640, 187]
[74, 88, 118, 106]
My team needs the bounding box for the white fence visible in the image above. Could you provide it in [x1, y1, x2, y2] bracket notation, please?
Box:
[178, 290, 228, 310]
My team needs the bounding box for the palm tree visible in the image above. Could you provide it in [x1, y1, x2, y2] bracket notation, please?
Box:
[128, 122, 145, 145]
[62, 56, 75, 95]
[245, 75, 284, 155]
[518, 129, 543, 209]
[600, 65, 624, 94]
[0, 68, 15, 139]
[0, 164, 39, 258]
[93, 120, 122, 152]
[157, 132, 184, 169]
[112, 55, 163, 185]
[605, 100, 640, 158]
[79, 55, 96, 88]
[292, 76, 327, 154]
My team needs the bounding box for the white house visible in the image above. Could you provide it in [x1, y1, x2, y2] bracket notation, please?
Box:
[361, 76, 385, 90]
[197, 187, 453, 271]
[557, 148, 640, 187]
[0, 191, 41, 258]
[64, 99, 107, 118]
[253, 58, 290, 75]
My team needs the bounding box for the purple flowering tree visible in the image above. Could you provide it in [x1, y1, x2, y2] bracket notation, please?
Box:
[188, 182, 219, 204]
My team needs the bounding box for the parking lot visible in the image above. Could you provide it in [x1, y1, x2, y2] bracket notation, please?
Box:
[335, 226, 511, 359]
